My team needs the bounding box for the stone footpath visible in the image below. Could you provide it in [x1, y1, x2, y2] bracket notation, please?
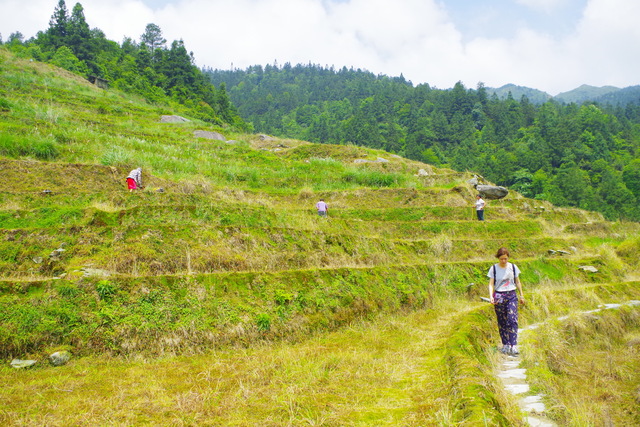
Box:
[497, 300, 640, 426]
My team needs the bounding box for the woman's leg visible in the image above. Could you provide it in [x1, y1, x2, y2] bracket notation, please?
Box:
[504, 292, 519, 346]
[494, 302, 510, 345]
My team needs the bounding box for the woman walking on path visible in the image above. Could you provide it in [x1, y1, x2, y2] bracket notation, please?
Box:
[488, 247, 525, 355]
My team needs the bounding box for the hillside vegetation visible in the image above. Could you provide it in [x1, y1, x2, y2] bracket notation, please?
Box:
[208, 64, 640, 222]
[1, 49, 640, 426]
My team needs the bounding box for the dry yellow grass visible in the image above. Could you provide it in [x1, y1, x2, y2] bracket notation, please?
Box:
[0, 301, 491, 426]
[521, 305, 640, 426]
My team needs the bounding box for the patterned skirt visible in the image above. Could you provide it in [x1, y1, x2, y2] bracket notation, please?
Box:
[493, 290, 519, 345]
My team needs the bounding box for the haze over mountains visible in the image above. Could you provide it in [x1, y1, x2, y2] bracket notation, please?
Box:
[488, 83, 640, 105]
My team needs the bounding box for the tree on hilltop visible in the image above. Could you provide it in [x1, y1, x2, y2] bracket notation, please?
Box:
[140, 23, 166, 53]
[3, 0, 247, 129]
[47, 0, 70, 50]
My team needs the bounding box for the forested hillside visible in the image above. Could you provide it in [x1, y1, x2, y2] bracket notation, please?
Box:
[207, 64, 640, 221]
[2, 42, 640, 425]
[1, 0, 246, 129]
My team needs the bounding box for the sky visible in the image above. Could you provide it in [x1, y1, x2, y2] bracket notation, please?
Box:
[1, 0, 639, 95]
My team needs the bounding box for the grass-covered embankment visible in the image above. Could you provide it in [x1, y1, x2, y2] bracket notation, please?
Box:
[2, 47, 640, 425]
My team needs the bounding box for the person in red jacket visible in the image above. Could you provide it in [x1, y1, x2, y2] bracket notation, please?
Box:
[126, 167, 142, 192]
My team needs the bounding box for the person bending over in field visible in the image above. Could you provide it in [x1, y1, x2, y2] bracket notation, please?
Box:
[316, 198, 328, 217]
[126, 167, 143, 192]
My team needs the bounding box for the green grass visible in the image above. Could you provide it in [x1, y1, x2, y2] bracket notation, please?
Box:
[1, 47, 640, 426]
[0, 301, 515, 426]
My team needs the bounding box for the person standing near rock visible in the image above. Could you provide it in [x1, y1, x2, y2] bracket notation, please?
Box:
[316, 198, 328, 217]
[475, 194, 485, 220]
[488, 247, 525, 356]
[126, 167, 142, 192]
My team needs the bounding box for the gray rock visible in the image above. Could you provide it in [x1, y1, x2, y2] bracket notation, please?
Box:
[476, 185, 509, 200]
[354, 159, 369, 164]
[160, 115, 190, 123]
[49, 351, 72, 366]
[578, 265, 598, 273]
[416, 169, 431, 176]
[193, 130, 226, 141]
[11, 359, 37, 369]
[376, 157, 389, 163]
[81, 267, 110, 278]
[49, 248, 65, 258]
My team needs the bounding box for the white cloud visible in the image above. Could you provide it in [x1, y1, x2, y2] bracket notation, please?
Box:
[0, 0, 53, 39]
[84, 0, 155, 42]
[1, 0, 638, 94]
[516, 0, 569, 14]
[559, 0, 640, 90]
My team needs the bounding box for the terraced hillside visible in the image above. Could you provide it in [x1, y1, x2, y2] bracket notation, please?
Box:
[1, 48, 639, 425]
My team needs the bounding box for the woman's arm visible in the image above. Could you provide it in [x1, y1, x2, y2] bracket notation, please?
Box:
[488, 278, 495, 304]
[515, 276, 525, 304]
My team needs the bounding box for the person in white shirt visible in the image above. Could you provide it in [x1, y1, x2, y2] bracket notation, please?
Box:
[475, 194, 485, 220]
[488, 247, 525, 356]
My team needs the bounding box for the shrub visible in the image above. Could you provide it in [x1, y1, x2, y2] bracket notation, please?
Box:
[96, 280, 117, 301]
[256, 313, 271, 332]
[0, 133, 60, 160]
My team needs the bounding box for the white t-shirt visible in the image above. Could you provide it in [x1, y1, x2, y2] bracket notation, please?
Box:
[475, 198, 485, 211]
[487, 262, 520, 292]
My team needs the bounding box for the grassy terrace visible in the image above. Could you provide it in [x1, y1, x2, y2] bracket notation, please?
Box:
[1, 48, 639, 425]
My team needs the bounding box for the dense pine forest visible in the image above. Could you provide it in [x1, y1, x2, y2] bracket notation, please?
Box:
[1, 0, 246, 129]
[207, 64, 640, 221]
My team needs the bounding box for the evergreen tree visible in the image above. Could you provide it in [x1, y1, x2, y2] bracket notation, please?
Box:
[622, 159, 640, 199]
[140, 23, 166, 52]
[140, 23, 166, 65]
[47, 0, 70, 50]
[67, 3, 93, 66]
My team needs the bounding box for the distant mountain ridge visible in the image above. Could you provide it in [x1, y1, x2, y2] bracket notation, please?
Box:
[487, 83, 640, 105]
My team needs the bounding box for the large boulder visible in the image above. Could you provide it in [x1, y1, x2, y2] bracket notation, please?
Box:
[160, 115, 190, 123]
[194, 130, 226, 141]
[476, 185, 508, 200]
